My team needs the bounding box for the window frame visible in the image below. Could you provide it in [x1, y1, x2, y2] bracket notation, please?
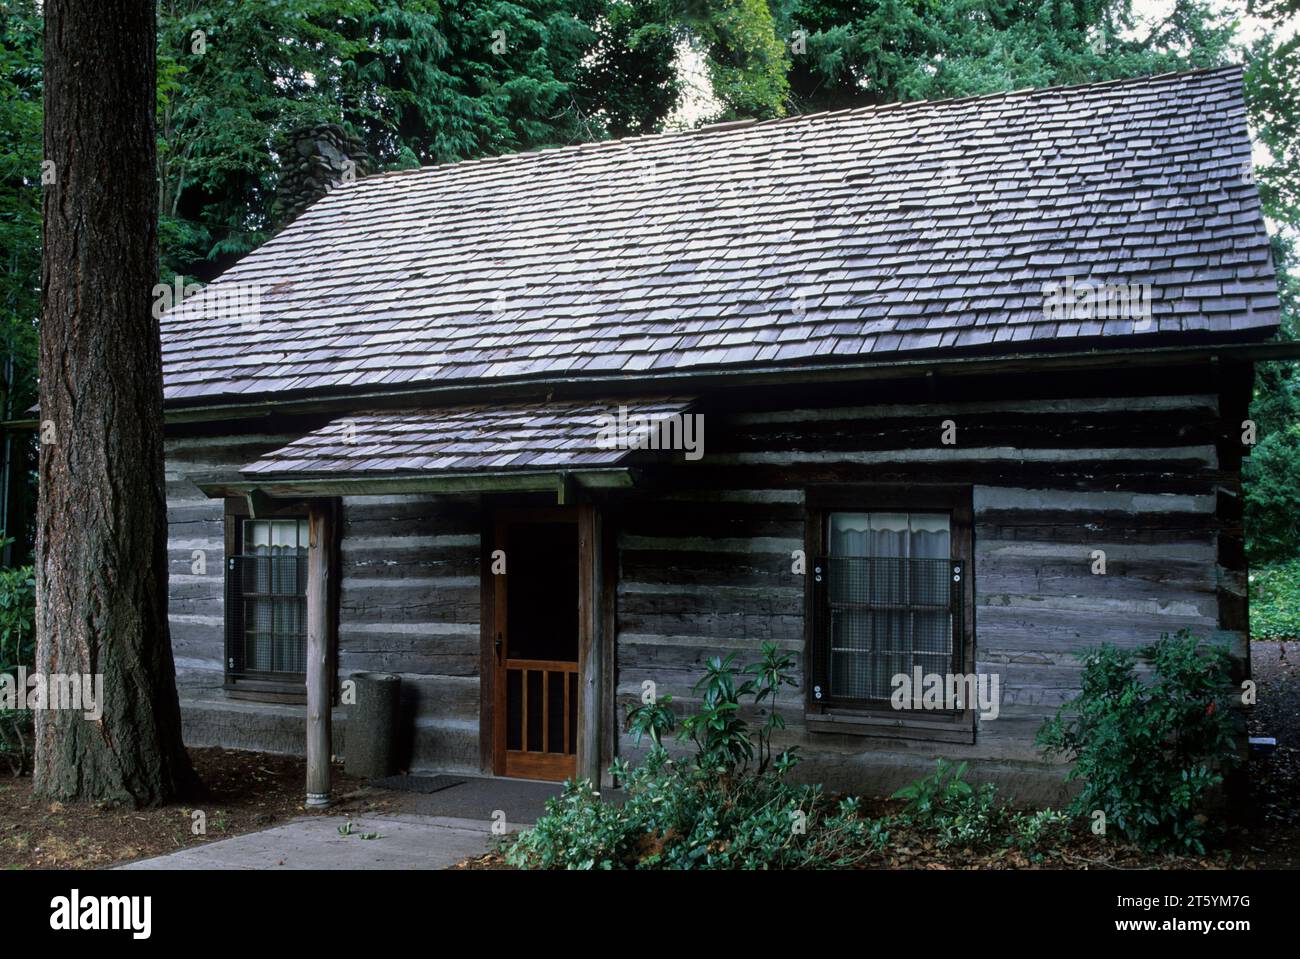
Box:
[803, 485, 976, 743]
[222, 497, 332, 703]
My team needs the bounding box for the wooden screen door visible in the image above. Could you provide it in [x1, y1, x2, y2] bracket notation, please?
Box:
[492, 508, 582, 781]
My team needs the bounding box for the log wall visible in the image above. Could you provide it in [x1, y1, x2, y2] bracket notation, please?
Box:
[610, 371, 1245, 800]
[164, 432, 299, 697]
[165, 433, 484, 773]
[163, 362, 1251, 801]
[335, 493, 483, 772]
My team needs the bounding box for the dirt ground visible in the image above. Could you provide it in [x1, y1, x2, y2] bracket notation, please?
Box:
[1242, 639, 1300, 865]
[0, 748, 364, 870]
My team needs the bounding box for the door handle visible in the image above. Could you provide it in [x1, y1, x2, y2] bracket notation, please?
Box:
[495, 633, 503, 663]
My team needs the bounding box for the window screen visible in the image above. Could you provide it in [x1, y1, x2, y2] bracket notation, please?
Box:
[226, 518, 309, 682]
[815, 511, 962, 705]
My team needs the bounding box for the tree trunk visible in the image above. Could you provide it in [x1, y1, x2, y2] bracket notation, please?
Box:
[35, 0, 196, 805]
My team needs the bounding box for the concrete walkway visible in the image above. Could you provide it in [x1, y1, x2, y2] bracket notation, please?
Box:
[119, 775, 563, 870]
[119, 813, 512, 870]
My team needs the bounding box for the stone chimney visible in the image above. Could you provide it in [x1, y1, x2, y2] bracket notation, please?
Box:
[274, 124, 373, 226]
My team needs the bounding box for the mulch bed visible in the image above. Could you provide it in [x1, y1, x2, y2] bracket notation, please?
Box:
[459, 808, 1290, 871]
[0, 747, 364, 870]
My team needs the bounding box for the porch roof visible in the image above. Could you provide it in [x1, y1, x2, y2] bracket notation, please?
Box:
[237, 396, 694, 487]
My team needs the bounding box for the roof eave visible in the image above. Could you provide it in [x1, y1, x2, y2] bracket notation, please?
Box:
[158, 337, 1300, 427]
[193, 466, 635, 503]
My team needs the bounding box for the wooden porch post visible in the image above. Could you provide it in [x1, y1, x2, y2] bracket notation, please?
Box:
[305, 501, 333, 806]
[576, 504, 603, 784]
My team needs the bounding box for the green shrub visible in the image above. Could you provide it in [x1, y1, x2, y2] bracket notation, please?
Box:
[509, 643, 890, 869]
[891, 760, 1071, 855]
[505, 747, 888, 869]
[893, 760, 1001, 847]
[1250, 559, 1300, 641]
[626, 641, 798, 775]
[1036, 630, 1240, 854]
[1010, 808, 1073, 853]
[510, 646, 1074, 869]
[0, 561, 35, 775]
[0, 563, 35, 672]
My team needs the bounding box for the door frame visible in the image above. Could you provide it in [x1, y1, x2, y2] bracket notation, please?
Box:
[480, 504, 604, 781]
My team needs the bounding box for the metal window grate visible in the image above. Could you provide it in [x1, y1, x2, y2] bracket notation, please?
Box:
[225, 552, 308, 681]
[811, 556, 963, 706]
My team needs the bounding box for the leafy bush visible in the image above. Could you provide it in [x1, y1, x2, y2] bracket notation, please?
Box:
[509, 643, 892, 869]
[893, 759, 1001, 847]
[626, 642, 798, 775]
[506, 747, 888, 869]
[0, 563, 35, 672]
[0, 561, 35, 775]
[1036, 630, 1240, 854]
[1250, 559, 1300, 640]
[1010, 808, 1073, 853]
[891, 760, 1070, 855]
[509, 646, 1074, 869]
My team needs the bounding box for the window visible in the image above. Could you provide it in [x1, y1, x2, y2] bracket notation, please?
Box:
[225, 517, 309, 686]
[822, 512, 956, 702]
[805, 488, 973, 738]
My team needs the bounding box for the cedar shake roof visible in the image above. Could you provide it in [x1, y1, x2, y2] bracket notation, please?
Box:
[241, 398, 694, 476]
[161, 66, 1279, 406]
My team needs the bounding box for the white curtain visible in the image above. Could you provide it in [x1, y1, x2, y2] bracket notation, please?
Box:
[245, 520, 308, 674]
[828, 512, 951, 700]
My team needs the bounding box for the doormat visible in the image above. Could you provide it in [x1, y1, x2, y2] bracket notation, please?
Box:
[368, 774, 467, 795]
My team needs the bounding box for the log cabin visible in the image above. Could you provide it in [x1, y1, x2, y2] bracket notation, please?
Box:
[159, 66, 1288, 803]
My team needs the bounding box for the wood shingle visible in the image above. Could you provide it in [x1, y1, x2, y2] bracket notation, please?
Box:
[160, 66, 1278, 406]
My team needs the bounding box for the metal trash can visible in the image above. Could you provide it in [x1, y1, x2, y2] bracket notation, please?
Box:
[344, 672, 401, 779]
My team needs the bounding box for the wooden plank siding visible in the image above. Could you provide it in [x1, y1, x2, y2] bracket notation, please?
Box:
[165, 433, 301, 697]
[608, 383, 1242, 800]
[336, 494, 484, 772]
[165, 432, 486, 772]
[161, 363, 1251, 802]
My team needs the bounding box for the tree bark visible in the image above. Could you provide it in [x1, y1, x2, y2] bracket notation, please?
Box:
[35, 0, 196, 805]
